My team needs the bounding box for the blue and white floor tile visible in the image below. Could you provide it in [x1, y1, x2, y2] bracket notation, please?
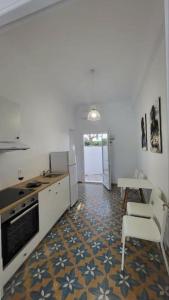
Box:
[3, 183, 169, 300]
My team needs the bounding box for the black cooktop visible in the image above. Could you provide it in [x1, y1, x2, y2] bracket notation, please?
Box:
[0, 187, 34, 209]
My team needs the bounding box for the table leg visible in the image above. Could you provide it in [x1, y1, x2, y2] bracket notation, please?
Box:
[123, 188, 128, 210]
[139, 188, 145, 203]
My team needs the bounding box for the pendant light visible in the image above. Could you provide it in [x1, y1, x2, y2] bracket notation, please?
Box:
[87, 69, 101, 121]
[88, 107, 101, 121]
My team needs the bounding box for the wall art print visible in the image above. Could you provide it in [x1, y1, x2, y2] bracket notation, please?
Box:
[150, 97, 162, 153]
[141, 114, 148, 151]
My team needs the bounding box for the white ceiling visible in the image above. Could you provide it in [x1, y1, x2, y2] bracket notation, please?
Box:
[0, 0, 165, 105]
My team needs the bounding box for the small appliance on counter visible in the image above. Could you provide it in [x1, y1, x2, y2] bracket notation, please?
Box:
[42, 170, 63, 178]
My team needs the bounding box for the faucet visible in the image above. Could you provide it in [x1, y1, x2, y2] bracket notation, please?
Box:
[42, 170, 50, 177]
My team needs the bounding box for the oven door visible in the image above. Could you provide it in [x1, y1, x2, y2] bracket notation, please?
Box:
[1, 202, 39, 268]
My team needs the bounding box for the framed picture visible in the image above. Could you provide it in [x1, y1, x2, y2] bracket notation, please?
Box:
[150, 97, 162, 153]
[141, 114, 148, 150]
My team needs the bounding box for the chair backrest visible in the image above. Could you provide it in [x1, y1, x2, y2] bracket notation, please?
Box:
[149, 188, 162, 204]
[134, 169, 139, 179]
[138, 171, 146, 179]
[152, 195, 167, 241]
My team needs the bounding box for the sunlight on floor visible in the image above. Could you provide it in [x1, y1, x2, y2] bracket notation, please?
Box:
[85, 174, 103, 183]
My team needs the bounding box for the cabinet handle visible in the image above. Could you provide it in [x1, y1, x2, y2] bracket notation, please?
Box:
[23, 253, 27, 257]
[58, 182, 61, 185]
[56, 192, 58, 194]
[48, 189, 51, 192]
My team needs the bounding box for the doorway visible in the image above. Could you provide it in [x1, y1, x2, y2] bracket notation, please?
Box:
[83, 133, 103, 183]
[83, 133, 111, 190]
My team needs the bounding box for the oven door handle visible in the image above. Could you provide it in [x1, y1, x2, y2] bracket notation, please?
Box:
[10, 203, 39, 225]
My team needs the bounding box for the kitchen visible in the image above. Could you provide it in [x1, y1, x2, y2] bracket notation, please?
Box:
[0, 98, 78, 298]
[0, 0, 169, 299]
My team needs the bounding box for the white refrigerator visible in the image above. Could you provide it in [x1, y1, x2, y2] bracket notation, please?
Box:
[49, 151, 78, 207]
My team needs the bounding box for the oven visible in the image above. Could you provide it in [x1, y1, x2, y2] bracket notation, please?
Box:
[1, 194, 39, 268]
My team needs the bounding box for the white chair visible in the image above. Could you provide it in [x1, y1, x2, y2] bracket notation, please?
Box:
[121, 195, 169, 275]
[127, 188, 161, 218]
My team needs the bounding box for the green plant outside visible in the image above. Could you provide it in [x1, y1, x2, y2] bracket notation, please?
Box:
[84, 139, 107, 146]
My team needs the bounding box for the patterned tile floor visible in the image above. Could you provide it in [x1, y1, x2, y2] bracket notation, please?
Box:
[3, 183, 169, 300]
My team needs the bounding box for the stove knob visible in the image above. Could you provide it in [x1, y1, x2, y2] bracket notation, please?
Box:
[10, 209, 15, 215]
[31, 198, 35, 202]
[22, 203, 26, 208]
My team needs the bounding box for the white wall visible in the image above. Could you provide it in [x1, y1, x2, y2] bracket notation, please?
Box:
[0, 95, 75, 189]
[75, 102, 137, 183]
[134, 35, 168, 197]
[84, 146, 102, 175]
[134, 33, 169, 246]
[0, 9, 75, 189]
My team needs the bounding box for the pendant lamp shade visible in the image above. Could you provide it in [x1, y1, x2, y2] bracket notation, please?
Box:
[87, 108, 101, 121]
[87, 69, 101, 121]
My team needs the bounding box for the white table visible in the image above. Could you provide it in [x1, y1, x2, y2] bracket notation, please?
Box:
[118, 178, 154, 209]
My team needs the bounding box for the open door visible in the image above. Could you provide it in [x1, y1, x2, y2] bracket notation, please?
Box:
[83, 133, 103, 183]
[102, 133, 111, 190]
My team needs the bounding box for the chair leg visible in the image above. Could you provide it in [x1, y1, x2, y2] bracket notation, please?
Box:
[121, 236, 125, 271]
[160, 242, 169, 275]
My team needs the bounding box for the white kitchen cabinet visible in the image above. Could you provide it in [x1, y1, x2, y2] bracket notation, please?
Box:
[53, 176, 70, 217]
[39, 175, 70, 239]
[0, 175, 70, 300]
[39, 186, 55, 239]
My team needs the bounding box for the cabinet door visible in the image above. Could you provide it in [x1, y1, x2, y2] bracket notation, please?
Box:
[39, 186, 55, 239]
[58, 176, 70, 215]
[53, 176, 70, 217]
[62, 176, 70, 209]
[69, 165, 78, 207]
[39, 176, 70, 239]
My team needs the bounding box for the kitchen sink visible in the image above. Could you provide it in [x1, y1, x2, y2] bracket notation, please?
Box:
[44, 173, 63, 178]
